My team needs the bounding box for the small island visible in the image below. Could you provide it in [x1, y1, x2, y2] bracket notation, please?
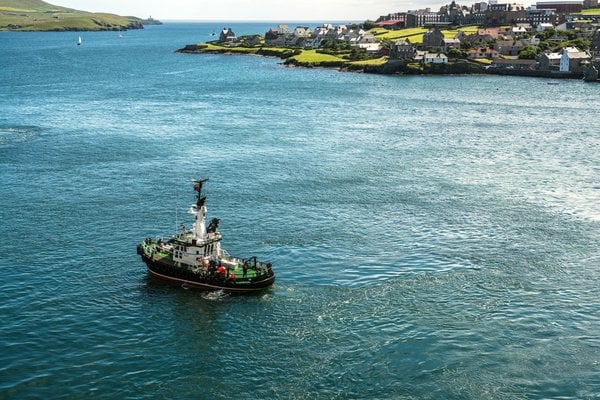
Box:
[0, 0, 159, 31]
[178, 2, 600, 82]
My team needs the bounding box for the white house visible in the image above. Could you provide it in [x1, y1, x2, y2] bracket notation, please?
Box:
[510, 25, 528, 35]
[537, 23, 554, 32]
[294, 26, 312, 38]
[358, 43, 383, 54]
[424, 53, 449, 63]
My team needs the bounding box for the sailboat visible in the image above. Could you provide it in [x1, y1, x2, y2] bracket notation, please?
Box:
[77, 36, 82, 46]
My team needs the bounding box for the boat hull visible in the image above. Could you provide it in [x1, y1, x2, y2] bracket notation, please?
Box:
[140, 253, 275, 293]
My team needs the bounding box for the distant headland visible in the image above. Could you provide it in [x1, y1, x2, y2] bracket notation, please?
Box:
[0, 0, 161, 31]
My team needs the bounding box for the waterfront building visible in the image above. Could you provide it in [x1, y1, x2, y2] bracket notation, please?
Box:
[424, 52, 449, 63]
[492, 58, 538, 69]
[538, 51, 562, 70]
[219, 28, 237, 43]
[265, 28, 286, 46]
[560, 46, 592, 72]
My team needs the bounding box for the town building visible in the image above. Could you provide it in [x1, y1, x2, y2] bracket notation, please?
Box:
[522, 7, 561, 27]
[560, 46, 592, 72]
[492, 58, 538, 69]
[538, 51, 562, 70]
[536, 1, 584, 14]
[422, 27, 445, 48]
[406, 9, 448, 27]
[265, 28, 286, 46]
[485, 6, 527, 25]
[375, 13, 407, 29]
[495, 39, 526, 56]
[424, 53, 449, 63]
[294, 26, 312, 38]
[219, 28, 237, 43]
[467, 47, 500, 59]
[390, 40, 416, 59]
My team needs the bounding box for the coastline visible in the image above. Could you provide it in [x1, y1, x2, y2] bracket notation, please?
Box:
[177, 43, 597, 80]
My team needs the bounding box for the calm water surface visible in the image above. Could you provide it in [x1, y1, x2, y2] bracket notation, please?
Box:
[0, 23, 599, 399]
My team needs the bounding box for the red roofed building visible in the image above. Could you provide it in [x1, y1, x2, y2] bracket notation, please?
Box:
[375, 13, 407, 29]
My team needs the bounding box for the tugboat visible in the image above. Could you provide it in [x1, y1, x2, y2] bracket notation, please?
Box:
[137, 179, 275, 293]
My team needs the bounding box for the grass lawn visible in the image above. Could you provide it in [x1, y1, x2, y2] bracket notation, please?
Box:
[258, 47, 298, 57]
[581, 8, 600, 14]
[471, 58, 493, 65]
[371, 27, 427, 42]
[370, 26, 480, 43]
[442, 25, 479, 38]
[199, 43, 259, 54]
[288, 49, 345, 64]
[348, 57, 388, 66]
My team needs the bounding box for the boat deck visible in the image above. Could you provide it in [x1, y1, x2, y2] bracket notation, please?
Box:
[139, 241, 267, 280]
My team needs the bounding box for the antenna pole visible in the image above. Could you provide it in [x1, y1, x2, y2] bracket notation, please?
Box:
[175, 179, 179, 236]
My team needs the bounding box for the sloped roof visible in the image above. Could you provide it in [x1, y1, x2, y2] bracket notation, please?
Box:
[543, 52, 562, 59]
[567, 52, 591, 59]
[376, 20, 404, 26]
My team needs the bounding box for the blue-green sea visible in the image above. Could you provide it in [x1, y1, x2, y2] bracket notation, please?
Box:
[1, 23, 599, 399]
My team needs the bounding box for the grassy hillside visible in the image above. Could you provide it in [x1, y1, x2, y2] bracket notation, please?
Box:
[0, 0, 144, 31]
[370, 26, 480, 44]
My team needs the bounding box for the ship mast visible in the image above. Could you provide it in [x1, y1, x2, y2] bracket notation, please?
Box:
[191, 178, 209, 240]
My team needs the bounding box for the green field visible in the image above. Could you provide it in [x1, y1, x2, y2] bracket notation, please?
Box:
[348, 57, 388, 67]
[199, 43, 259, 54]
[370, 27, 427, 43]
[580, 8, 600, 15]
[288, 49, 346, 64]
[370, 26, 480, 44]
[0, 0, 143, 31]
[442, 25, 479, 38]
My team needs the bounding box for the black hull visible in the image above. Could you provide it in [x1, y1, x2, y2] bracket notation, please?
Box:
[141, 254, 275, 293]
